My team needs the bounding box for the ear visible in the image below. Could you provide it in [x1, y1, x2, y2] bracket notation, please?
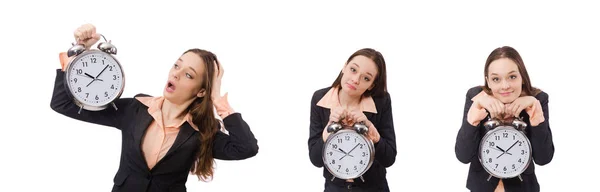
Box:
[196, 88, 206, 98]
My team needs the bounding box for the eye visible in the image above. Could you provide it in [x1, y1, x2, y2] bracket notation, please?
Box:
[173, 64, 179, 69]
[363, 77, 370, 82]
[510, 75, 517, 79]
[185, 73, 193, 79]
[350, 67, 356, 73]
[492, 77, 499, 82]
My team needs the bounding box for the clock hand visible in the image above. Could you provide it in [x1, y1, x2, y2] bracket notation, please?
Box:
[338, 148, 354, 157]
[494, 146, 511, 155]
[95, 65, 110, 79]
[346, 143, 361, 155]
[505, 141, 520, 153]
[86, 79, 96, 87]
[84, 73, 95, 79]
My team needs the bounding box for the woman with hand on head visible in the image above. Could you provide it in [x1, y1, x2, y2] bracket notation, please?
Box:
[308, 48, 397, 192]
[50, 24, 259, 192]
[455, 46, 554, 192]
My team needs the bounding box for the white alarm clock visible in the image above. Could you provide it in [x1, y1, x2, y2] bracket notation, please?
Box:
[64, 34, 125, 114]
[478, 117, 532, 182]
[322, 121, 375, 182]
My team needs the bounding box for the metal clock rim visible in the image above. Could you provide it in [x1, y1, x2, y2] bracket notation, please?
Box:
[63, 50, 126, 111]
[322, 129, 375, 180]
[478, 125, 533, 179]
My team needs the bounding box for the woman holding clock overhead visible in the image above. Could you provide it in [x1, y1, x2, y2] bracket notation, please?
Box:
[50, 24, 259, 192]
[454, 46, 555, 192]
[307, 48, 397, 192]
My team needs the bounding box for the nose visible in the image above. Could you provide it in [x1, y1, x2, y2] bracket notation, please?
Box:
[350, 74, 360, 85]
[501, 80, 510, 89]
[171, 70, 181, 80]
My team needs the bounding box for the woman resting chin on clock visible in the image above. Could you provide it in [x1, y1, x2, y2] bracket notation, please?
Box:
[454, 46, 555, 192]
[50, 24, 259, 192]
[307, 48, 397, 192]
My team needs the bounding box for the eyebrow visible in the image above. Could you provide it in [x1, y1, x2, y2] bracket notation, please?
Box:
[177, 58, 198, 75]
[490, 70, 517, 76]
[351, 63, 374, 78]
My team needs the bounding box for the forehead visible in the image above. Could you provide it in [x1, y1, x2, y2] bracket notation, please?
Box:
[179, 52, 206, 72]
[488, 58, 519, 75]
[349, 55, 378, 75]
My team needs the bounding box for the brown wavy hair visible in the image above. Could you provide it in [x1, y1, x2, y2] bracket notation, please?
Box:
[482, 46, 541, 96]
[331, 48, 388, 97]
[183, 48, 220, 181]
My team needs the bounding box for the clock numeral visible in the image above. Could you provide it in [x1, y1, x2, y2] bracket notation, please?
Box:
[82, 62, 88, 67]
[95, 95, 99, 100]
[345, 168, 349, 172]
[485, 149, 489, 154]
[518, 158, 522, 163]
[488, 158, 492, 163]
[362, 152, 366, 157]
[503, 133, 508, 138]
[331, 160, 335, 164]
[111, 84, 115, 90]
[109, 65, 113, 71]
[354, 166, 357, 170]
[345, 136, 350, 141]
[518, 141, 522, 146]
[91, 58, 96, 63]
[521, 150, 525, 155]
[495, 164, 498, 168]
[360, 160, 363, 165]
[489, 142, 495, 147]
[77, 87, 81, 92]
[113, 75, 117, 80]
[85, 93, 89, 98]
[359, 144, 363, 149]
[328, 152, 333, 156]
[332, 144, 337, 149]
[77, 69, 83, 74]
[495, 136, 500, 140]
[503, 166, 507, 171]
[105, 91, 108, 97]
[73, 78, 78, 83]
[337, 165, 341, 169]
[512, 164, 516, 170]
[513, 135, 516, 140]
[337, 138, 342, 143]
[102, 60, 105, 65]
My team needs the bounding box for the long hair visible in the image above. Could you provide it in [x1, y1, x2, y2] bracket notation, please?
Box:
[183, 48, 220, 181]
[482, 46, 541, 96]
[330, 48, 388, 97]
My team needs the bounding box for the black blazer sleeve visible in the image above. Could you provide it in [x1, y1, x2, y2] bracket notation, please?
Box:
[50, 69, 135, 130]
[212, 113, 259, 160]
[372, 93, 397, 167]
[529, 92, 554, 165]
[308, 90, 326, 167]
[455, 87, 485, 164]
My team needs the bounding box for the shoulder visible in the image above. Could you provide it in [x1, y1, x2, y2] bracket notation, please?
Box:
[466, 86, 484, 99]
[133, 93, 154, 107]
[311, 87, 331, 103]
[371, 91, 391, 107]
[533, 90, 549, 103]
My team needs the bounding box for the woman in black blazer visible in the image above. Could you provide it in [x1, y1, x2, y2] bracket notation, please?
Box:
[454, 46, 555, 192]
[50, 24, 259, 192]
[308, 48, 397, 192]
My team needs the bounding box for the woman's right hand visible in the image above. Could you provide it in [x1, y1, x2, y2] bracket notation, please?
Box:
[475, 93, 505, 119]
[73, 24, 101, 50]
[322, 107, 347, 142]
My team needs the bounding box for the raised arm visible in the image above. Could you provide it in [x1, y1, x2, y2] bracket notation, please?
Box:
[455, 87, 484, 164]
[372, 93, 397, 167]
[528, 92, 554, 165]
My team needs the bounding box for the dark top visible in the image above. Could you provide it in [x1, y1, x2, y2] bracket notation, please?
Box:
[455, 86, 555, 192]
[50, 69, 259, 192]
[308, 87, 397, 191]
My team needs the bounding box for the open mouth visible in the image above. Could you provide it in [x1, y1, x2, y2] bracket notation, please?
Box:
[166, 81, 176, 92]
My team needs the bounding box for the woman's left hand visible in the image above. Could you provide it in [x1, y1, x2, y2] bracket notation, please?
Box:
[506, 96, 536, 118]
[348, 110, 380, 143]
[211, 60, 224, 101]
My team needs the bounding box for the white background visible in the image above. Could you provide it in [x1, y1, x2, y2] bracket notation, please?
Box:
[0, 0, 598, 191]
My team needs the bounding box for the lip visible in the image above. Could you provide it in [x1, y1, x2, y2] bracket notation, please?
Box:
[499, 92, 512, 96]
[346, 83, 357, 90]
[165, 80, 176, 93]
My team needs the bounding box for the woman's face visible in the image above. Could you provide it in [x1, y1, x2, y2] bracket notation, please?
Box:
[339, 55, 378, 97]
[163, 52, 207, 104]
[486, 58, 523, 104]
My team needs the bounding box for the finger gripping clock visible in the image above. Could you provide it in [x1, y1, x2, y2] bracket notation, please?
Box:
[479, 117, 532, 182]
[64, 35, 125, 114]
[322, 121, 375, 182]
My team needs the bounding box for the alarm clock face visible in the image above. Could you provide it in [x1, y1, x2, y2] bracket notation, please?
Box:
[479, 126, 532, 179]
[66, 51, 125, 109]
[323, 129, 374, 179]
